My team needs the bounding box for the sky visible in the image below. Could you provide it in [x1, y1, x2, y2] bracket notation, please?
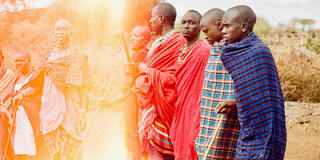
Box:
[164, 0, 320, 28]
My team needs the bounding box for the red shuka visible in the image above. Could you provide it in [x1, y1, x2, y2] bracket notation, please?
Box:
[170, 39, 211, 160]
[134, 31, 186, 155]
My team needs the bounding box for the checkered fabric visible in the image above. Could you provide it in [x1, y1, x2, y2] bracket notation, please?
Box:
[220, 33, 287, 160]
[47, 47, 90, 88]
[195, 42, 240, 160]
[44, 126, 81, 160]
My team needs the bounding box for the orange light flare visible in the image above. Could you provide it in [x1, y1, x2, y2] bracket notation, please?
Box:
[79, 0, 125, 28]
[78, 0, 128, 159]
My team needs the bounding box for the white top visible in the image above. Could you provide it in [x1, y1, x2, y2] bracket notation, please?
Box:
[13, 76, 36, 156]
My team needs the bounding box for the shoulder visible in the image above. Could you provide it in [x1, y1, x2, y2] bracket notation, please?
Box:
[198, 39, 211, 51]
[170, 32, 186, 44]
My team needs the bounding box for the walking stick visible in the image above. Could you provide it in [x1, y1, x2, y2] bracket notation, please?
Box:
[3, 104, 17, 160]
[73, 74, 116, 160]
[202, 114, 225, 160]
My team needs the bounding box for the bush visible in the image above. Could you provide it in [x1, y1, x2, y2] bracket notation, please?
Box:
[305, 36, 320, 54]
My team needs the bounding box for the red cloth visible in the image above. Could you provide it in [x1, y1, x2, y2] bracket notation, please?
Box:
[170, 39, 211, 160]
[0, 68, 15, 160]
[134, 31, 186, 155]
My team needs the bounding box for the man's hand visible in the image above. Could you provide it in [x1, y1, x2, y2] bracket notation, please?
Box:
[215, 100, 237, 114]
[125, 62, 138, 75]
[138, 63, 149, 72]
[0, 104, 12, 124]
[78, 108, 87, 132]
[13, 92, 24, 106]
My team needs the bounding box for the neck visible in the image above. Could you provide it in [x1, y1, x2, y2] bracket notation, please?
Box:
[186, 35, 200, 47]
[160, 24, 174, 37]
[58, 42, 70, 50]
[21, 69, 31, 77]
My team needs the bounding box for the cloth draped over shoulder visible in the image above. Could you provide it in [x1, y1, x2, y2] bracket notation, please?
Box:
[13, 69, 44, 147]
[40, 46, 90, 140]
[169, 39, 210, 160]
[133, 31, 186, 155]
[0, 67, 15, 160]
[220, 33, 287, 160]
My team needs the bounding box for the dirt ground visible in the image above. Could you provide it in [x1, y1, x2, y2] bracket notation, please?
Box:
[81, 102, 320, 160]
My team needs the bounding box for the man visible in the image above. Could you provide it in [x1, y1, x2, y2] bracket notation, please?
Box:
[169, 10, 210, 160]
[40, 19, 90, 160]
[218, 5, 287, 159]
[125, 26, 151, 160]
[133, 2, 185, 159]
[12, 51, 47, 160]
[0, 49, 15, 160]
[129, 26, 151, 63]
[194, 8, 240, 160]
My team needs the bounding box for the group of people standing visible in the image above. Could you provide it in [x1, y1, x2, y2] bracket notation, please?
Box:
[0, 19, 89, 160]
[0, 2, 287, 160]
[120, 2, 287, 160]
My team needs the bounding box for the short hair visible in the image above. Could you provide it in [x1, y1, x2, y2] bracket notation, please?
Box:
[227, 5, 256, 31]
[185, 10, 202, 22]
[132, 26, 151, 41]
[155, 2, 177, 25]
[203, 8, 225, 22]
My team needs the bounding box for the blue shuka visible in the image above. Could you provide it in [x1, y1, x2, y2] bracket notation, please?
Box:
[220, 33, 287, 160]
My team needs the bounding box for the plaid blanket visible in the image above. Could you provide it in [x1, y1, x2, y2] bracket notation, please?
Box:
[195, 42, 240, 160]
[220, 33, 287, 160]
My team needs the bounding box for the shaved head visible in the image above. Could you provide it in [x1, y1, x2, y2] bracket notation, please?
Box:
[14, 51, 31, 74]
[14, 51, 31, 61]
[55, 19, 72, 47]
[200, 8, 225, 45]
[181, 10, 202, 42]
[226, 5, 256, 32]
[55, 19, 72, 29]
[185, 10, 202, 23]
[202, 8, 225, 24]
[153, 2, 177, 26]
[130, 26, 151, 51]
[222, 5, 256, 43]
[131, 26, 151, 41]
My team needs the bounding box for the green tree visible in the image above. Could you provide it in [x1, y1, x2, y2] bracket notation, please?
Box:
[299, 18, 316, 31]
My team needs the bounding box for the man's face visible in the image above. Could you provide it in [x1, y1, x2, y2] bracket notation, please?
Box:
[54, 21, 71, 46]
[200, 17, 221, 45]
[222, 12, 243, 44]
[181, 13, 200, 41]
[149, 8, 162, 34]
[129, 28, 148, 51]
[14, 53, 30, 74]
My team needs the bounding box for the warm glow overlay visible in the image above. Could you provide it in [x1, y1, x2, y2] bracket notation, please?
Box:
[80, 0, 124, 28]
[79, 0, 128, 160]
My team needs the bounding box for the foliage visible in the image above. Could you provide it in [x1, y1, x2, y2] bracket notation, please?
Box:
[305, 36, 320, 54]
[253, 17, 272, 36]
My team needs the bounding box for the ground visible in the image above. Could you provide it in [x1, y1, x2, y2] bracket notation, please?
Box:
[82, 103, 320, 160]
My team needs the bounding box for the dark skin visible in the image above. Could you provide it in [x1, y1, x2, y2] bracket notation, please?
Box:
[200, 9, 224, 45]
[181, 11, 201, 46]
[216, 5, 256, 114]
[222, 5, 256, 44]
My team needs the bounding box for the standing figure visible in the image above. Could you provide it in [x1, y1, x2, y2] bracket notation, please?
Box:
[40, 19, 90, 160]
[169, 10, 211, 160]
[194, 8, 240, 160]
[12, 51, 47, 160]
[133, 2, 186, 159]
[0, 49, 15, 160]
[218, 5, 287, 159]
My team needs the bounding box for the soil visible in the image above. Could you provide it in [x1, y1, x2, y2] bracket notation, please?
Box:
[81, 102, 320, 160]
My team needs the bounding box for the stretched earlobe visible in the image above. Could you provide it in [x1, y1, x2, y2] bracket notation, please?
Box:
[241, 22, 248, 33]
[217, 21, 223, 30]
